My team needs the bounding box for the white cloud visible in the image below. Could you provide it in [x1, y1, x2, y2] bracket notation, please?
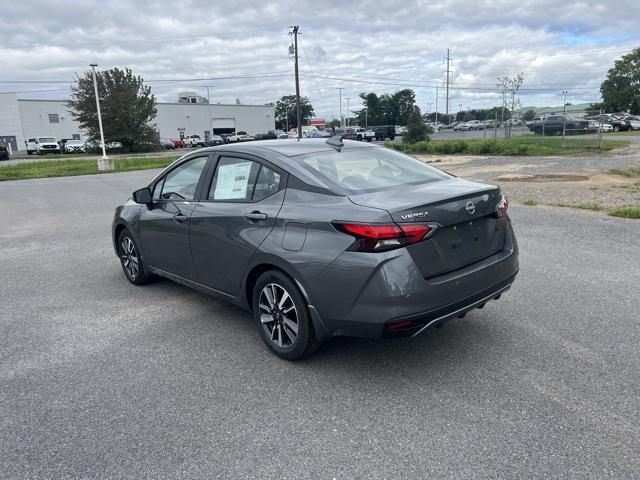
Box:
[0, 0, 639, 117]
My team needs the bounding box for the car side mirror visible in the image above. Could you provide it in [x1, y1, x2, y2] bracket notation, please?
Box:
[132, 187, 152, 204]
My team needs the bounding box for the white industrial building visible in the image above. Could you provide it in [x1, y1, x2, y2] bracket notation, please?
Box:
[0, 92, 275, 152]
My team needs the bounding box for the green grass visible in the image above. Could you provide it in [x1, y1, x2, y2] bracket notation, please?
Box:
[523, 199, 538, 206]
[387, 136, 629, 156]
[609, 207, 640, 218]
[551, 202, 603, 211]
[609, 165, 640, 177]
[0, 156, 179, 181]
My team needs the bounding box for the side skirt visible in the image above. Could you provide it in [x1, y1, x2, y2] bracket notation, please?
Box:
[148, 266, 241, 304]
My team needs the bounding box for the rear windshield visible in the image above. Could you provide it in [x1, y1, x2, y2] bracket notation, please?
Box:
[298, 147, 452, 193]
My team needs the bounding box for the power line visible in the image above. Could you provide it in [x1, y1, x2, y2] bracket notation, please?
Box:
[0, 71, 293, 85]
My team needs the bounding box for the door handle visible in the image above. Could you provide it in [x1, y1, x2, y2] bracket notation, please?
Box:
[245, 211, 267, 222]
[173, 212, 188, 223]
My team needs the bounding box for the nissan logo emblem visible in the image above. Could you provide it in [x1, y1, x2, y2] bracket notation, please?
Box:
[466, 200, 476, 215]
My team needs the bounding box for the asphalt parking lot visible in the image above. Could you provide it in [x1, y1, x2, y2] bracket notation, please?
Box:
[1, 170, 639, 479]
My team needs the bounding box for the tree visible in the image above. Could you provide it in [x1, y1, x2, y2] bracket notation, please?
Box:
[497, 73, 525, 137]
[600, 48, 640, 114]
[522, 109, 536, 121]
[274, 95, 314, 130]
[403, 106, 429, 144]
[357, 89, 417, 126]
[68, 67, 157, 152]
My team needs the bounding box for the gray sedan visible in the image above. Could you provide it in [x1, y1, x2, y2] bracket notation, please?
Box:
[112, 138, 519, 359]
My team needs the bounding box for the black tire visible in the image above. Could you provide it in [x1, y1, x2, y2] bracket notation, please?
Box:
[27, 150, 33, 155]
[117, 229, 153, 285]
[252, 270, 321, 360]
[613, 125, 620, 132]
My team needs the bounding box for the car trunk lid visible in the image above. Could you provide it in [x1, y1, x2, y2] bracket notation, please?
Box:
[348, 178, 507, 278]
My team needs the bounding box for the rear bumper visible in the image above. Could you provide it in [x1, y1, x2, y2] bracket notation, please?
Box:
[303, 220, 519, 339]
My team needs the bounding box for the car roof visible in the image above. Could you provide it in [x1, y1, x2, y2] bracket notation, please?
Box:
[196, 138, 379, 158]
[172, 139, 382, 194]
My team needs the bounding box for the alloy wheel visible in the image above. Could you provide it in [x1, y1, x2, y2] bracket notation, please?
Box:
[258, 283, 298, 348]
[120, 236, 139, 279]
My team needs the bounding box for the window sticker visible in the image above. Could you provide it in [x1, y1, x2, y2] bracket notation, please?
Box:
[214, 161, 253, 199]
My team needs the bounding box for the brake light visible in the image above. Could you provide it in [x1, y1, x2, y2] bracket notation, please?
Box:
[334, 223, 432, 252]
[496, 194, 508, 217]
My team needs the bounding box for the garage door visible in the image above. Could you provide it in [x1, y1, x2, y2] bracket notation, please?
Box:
[211, 118, 236, 135]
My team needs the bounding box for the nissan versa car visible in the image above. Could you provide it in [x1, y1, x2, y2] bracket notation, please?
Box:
[112, 138, 518, 360]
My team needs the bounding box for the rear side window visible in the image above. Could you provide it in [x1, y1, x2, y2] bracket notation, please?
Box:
[298, 147, 451, 193]
[208, 157, 281, 202]
[209, 157, 260, 201]
[253, 166, 281, 202]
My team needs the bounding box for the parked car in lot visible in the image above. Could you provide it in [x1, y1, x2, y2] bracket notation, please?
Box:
[206, 135, 225, 146]
[160, 138, 175, 149]
[26, 136, 61, 155]
[374, 125, 396, 141]
[113, 138, 518, 360]
[342, 127, 367, 141]
[502, 118, 522, 127]
[529, 115, 592, 135]
[464, 120, 484, 130]
[621, 116, 640, 130]
[171, 138, 186, 148]
[583, 114, 631, 132]
[363, 129, 376, 142]
[184, 135, 206, 148]
[227, 131, 255, 143]
[482, 119, 499, 129]
[0, 144, 9, 160]
[61, 138, 86, 153]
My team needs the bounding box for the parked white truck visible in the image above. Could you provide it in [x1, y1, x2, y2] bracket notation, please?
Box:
[26, 137, 61, 155]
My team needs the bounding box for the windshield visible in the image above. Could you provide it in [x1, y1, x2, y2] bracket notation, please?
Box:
[38, 137, 56, 143]
[298, 147, 452, 193]
[67, 140, 81, 145]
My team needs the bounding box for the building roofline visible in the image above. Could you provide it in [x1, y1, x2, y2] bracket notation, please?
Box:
[15, 98, 273, 108]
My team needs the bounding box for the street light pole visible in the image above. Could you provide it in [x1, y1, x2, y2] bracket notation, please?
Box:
[345, 97, 351, 126]
[337, 88, 343, 128]
[90, 63, 112, 171]
[562, 90, 568, 144]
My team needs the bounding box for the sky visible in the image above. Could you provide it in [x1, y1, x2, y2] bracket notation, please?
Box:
[1, 0, 639, 119]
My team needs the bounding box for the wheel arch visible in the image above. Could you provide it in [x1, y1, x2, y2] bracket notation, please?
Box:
[243, 260, 331, 341]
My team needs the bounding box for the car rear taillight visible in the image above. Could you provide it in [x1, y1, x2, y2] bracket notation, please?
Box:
[333, 223, 432, 252]
[496, 194, 508, 217]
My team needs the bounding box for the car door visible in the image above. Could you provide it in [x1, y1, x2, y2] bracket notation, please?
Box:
[189, 153, 286, 295]
[137, 155, 210, 280]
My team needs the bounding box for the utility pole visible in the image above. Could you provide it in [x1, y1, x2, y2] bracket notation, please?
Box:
[562, 90, 568, 145]
[90, 63, 112, 171]
[337, 88, 343, 128]
[345, 97, 351, 126]
[202, 85, 214, 140]
[444, 49, 451, 125]
[291, 26, 302, 139]
[435, 84, 439, 129]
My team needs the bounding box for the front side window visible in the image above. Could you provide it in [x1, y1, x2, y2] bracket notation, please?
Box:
[298, 147, 451, 193]
[156, 156, 207, 201]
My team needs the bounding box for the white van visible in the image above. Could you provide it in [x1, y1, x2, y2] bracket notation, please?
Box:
[26, 137, 61, 155]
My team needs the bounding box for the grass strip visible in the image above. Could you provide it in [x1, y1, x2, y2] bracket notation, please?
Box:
[387, 136, 629, 156]
[0, 156, 179, 181]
